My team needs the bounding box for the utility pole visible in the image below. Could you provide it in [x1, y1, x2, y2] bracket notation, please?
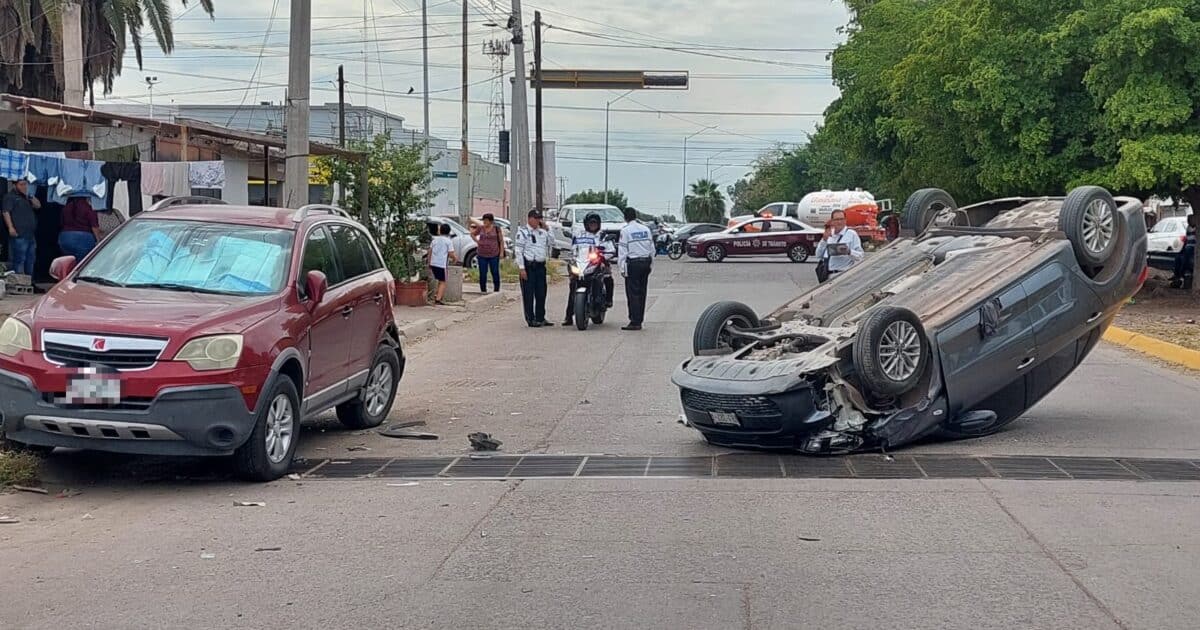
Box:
[284, 0, 312, 209]
[422, 0, 431, 164]
[509, 0, 531, 227]
[533, 11, 544, 215]
[145, 77, 160, 119]
[457, 0, 472, 224]
[682, 126, 717, 217]
[61, 1, 84, 107]
[337, 66, 346, 148]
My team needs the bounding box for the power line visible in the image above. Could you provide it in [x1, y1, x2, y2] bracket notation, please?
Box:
[225, 0, 282, 126]
[547, 25, 831, 70]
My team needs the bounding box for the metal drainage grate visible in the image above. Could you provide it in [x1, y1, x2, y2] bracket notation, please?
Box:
[292, 454, 1200, 482]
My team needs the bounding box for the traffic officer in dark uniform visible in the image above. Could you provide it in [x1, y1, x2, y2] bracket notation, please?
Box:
[617, 206, 655, 331]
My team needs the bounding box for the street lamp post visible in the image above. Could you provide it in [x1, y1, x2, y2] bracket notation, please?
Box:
[604, 90, 635, 206]
[145, 76, 160, 119]
[683, 126, 718, 216]
[706, 148, 734, 179]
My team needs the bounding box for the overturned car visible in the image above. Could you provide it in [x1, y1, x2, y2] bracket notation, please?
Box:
[672, 186, 1148, 454]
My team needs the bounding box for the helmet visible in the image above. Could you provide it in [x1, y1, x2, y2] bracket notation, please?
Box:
[584, 212, 602, 231]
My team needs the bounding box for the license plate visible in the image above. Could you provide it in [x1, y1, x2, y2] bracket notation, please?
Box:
[710, 411, 741, 427]
[64, 369, 121, 405]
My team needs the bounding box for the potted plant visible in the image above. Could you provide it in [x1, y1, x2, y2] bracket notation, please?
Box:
[315, 133, 436, 306]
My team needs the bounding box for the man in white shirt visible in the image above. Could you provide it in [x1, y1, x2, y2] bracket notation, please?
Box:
[814, 209, 865, 282]
[618, 207, 655, 331]
[514, 209, 554, 327]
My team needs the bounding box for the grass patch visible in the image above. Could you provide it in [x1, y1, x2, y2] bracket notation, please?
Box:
[0, 450, 41, 487]
[467, 258, 567, 285]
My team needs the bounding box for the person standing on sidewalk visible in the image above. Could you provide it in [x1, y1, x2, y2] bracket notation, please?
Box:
[618, 206, 655, 331]
[429, 223, 458, 305]
[3, 179, 40, 278]
[473, 213, 505, 293]
[515, 209, 554, 328]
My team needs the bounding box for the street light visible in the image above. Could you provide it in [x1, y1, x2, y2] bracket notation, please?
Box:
[706, 148, 735, 179]
[145, 76, 160, 119]
[604, 90, 635, 206]
[683, 125, 718, 213]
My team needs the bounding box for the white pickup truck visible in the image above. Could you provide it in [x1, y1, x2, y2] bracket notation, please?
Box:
[546, 204, 627, 257]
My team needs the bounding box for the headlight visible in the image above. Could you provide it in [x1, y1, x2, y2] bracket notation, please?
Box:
[569, 265, 581, 276]
[174, 334, 244, 371]
[0, 318, 33, 357]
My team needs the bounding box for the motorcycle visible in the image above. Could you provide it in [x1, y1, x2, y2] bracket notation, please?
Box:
[667, 240, 685, 260]
[655, 232, 672, 256]
[569, 245, 614, 331]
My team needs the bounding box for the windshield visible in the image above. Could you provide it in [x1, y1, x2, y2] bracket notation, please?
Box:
[572, 207, 625, 223]
[1151, 218, 1187, 234]
[75, 219, 294, 296]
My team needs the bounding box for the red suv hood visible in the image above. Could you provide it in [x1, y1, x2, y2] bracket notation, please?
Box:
[32, 282, 281, 339]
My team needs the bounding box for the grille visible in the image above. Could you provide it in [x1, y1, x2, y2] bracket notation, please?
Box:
[681, 389, 780, 416]
[44, 342, 162, 370]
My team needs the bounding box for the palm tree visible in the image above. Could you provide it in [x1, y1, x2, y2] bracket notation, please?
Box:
[0, 0, 215, 103]
[684, 178, 726, 224]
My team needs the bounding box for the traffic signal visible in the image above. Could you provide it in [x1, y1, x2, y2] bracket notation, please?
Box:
[499, 130, 510, 164]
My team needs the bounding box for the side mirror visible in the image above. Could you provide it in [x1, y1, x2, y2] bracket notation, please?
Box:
[50, 256, 77, 281]
[305, 270, 329, 309]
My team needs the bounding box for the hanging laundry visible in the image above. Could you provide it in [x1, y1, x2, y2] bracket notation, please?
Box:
[53, 160, 107, 205]
[101, 162, 143, 217]
[94, 144, 140, 163]
[188, 161, 226, 189]
[141, 162, 167, 196]
[25, 154, 63, 185]
[0, 148, 29, 181]
[164, 162, 191, 196]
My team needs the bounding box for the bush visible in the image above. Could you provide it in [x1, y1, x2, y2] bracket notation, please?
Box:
[0, 451, 40, 487]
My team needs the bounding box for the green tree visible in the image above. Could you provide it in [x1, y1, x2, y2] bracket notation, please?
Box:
[684, 179, 726, 224]
[563, 189, 628, 209]
[0, 0, 216, 101]
[316, 133, 435, 281]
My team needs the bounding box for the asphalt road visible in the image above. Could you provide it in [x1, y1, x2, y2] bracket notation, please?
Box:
[2, 256, 1198, 629]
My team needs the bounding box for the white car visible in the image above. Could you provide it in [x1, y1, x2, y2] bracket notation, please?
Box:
[421, 216, 512, 268]
[547, 204, 627, 257]
[1147, 214, 1191, 272]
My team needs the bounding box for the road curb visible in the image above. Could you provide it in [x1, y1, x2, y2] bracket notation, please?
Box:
[399, 319, 435, 339]
[1103, 325, 1200, 370]
[465, 291, 508, 312]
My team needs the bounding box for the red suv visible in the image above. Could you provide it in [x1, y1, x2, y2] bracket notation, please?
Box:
[0, 198, 404, 481]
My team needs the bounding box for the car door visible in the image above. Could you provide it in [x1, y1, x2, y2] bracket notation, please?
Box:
[327, 224, 387, 388]
[299, 226, 353, 408]
[728, 220, 769, 255]
[1021, 261, 1104, 404]
[935, 282, 1038, 417]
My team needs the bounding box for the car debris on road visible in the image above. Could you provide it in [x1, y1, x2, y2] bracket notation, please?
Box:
[469, 432, 503, 451]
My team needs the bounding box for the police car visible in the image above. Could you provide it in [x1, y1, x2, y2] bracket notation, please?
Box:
[686, 216, 823, 263]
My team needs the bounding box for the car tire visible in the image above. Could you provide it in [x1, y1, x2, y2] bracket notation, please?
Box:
[462, 251, 477, 270]
[574, 292, 590, 331]
[853, 306, 929, 397]
[705, 244, 726, 262]
[337, 345, 401, 430]
[902, 188, 957, 236]
[788, 244, 810, 263]
[693, 301, 759, 355]
[233, 377, 301, 482]
[1060, 186, 1121, 268]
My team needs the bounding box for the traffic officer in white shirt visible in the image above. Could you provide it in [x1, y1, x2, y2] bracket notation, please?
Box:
[814, 209, 865, 283]
[515, 209, 554, 327]
[617, 206, 655, 331]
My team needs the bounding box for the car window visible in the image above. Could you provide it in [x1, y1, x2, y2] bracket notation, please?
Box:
[1151, 218, 1186, 234]
[768, 221, 796, 232]
[75, 219, 294, 296]
[329, 224, 375, 280]
[301, 226, 344, 289]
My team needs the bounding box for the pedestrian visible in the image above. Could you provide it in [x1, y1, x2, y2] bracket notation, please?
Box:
[815, 209, 865, 283]
[618, 206, 654, 331]
[58, 197, 103, 260]
[1170, 214, 1196, 290]
[515, 209, 553, 327]
[3, 179, 40, 278]
[430, 223, 458, 305]
[473, 212, 505, 293]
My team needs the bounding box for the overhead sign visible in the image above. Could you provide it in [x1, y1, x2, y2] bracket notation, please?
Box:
[533, 70, 689, 90]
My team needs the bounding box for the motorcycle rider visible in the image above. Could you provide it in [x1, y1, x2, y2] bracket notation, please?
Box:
[562, 212, 615, 326]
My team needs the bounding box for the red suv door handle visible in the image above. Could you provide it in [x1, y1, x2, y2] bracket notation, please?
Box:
[373, 293, 384, 304]
[341, 306, 354, 318]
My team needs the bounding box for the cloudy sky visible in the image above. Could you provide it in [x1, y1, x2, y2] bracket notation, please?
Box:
[96, 0, 851, 215]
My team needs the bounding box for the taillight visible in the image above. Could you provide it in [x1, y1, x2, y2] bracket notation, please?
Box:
[1137, 264, 1149, 287]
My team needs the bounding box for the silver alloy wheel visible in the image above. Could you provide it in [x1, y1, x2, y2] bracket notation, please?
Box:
[264, 394, 295, 464]
[1082, 198, 1115, 254]
[789, 246, 809, 262]
[364, 362, 394, 418]
[706, 245, 723, 261]
[878, 320, 922, 382]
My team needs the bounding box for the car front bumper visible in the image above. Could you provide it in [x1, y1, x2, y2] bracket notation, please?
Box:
[0, 367, 258, 456]
[672, 361, 834, 450]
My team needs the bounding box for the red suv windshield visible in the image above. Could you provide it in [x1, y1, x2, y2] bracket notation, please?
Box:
[75, 219, 295, 296]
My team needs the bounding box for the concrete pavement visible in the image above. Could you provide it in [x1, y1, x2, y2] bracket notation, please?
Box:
[2, 256, 1199, 629]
